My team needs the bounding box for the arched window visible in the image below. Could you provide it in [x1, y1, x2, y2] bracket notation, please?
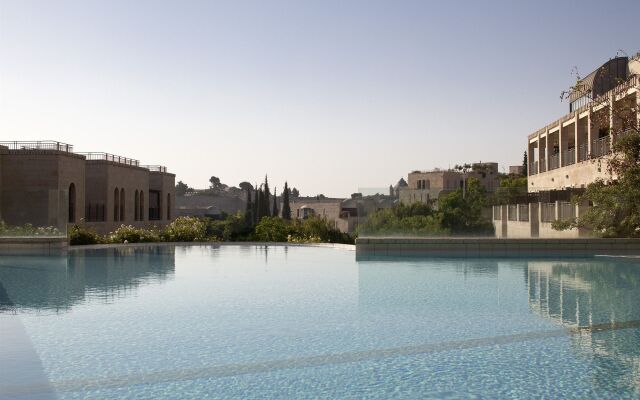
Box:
[114, 188, 120, 221]
[166, 193, 171, 220]
[139, 191, 145, 221]
[120, 189, 125, 221]
[134, 190, 139, 221]
[68, 183, 76, 223]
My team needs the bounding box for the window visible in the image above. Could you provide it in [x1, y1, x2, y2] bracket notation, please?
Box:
[149, 190, 161, 220]
[68, 183, 76, 223]
[134, 190, 139, 221]
[120, 189, 125, 221]
[114, 188, 119, 221]
[139, 191, 144, 222]
[167, 193, 171, 220]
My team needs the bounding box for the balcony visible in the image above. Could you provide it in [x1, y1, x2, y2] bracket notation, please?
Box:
[562, 148, 575, 166]
[530, 161, 538, 175]
[143, 165, 168, 173]
[549, 154, 559, 170]
[0, 141, 74, 152]
[578, 144, 588, 162]
[80, 152, 140, 167]
[591, 136, 611, 158]
[539, 158, 546, 173]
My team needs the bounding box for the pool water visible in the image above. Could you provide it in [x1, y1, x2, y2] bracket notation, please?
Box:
[1, 245, 639, 399]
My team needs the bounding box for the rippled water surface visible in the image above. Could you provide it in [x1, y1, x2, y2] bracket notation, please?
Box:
[1, 245, 640, 399]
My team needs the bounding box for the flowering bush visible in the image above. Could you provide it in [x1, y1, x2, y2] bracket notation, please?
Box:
[0, 220, 62, 237]
[162, 216, 207, 242]
[108, 225, 162, 244]
[69, 224, 103, 245]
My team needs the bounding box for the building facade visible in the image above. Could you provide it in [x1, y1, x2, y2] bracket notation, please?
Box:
[496, 55, 639, 238]
[399, 162, 500, 206]
[0, 141, 176, 235]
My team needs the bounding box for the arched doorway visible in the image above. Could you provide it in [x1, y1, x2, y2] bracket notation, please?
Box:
[135, 190, 139, 221]
[68, 183, 76, 223]
[114, 188, 119, 221]
[167, 193, 171, 220]
[139, 191, 145, 221]
[120, 189, 125, 221]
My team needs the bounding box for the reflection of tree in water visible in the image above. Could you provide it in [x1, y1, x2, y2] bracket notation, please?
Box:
[527, 260, 640, 394]
[0, 246, 175, 313]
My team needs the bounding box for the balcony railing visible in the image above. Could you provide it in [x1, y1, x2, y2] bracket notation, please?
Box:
[558, 202, 576, 221]
[507, 205, 518, 221]
[143, 165, 168, 173]
[541, 203, 556, 223]
[0, 141, 74, 152]
[591, 136, 611, 158]
[549, 154, 559, 170]
[539, 158, 546, 173]
[530, 161, 538, 175]
[578, 144, 588, 162]
[562, 148, 576, 166]
[80, 152, 140, 166]
[518, 204, 529, 222]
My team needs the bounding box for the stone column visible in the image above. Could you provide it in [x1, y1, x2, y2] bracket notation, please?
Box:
[587, 109, 592, 156]
[574, 114, 579, 164]
[558, 123, 563, 168]
[545, 129, 550, 172]
[609, 92, 614, 151]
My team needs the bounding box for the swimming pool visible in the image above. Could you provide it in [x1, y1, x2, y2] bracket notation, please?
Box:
[1, 245, 639, 399]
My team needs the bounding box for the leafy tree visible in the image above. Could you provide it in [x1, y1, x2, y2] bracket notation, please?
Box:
[253, 216, 292, 242]
[438, 178, 494, 235]
[175, 181, 190, 196]
[494, 175, 527, 205]
[291, 187, 300, 198]
[282, 182, 292, 220]
[239, 181, 253, 191]
[209, 176, 222, 190]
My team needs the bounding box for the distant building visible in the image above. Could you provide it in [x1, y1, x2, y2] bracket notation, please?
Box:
[509, 165, 524, 175]
[399, 162, 500, 206]
[0, 141, 175, 234]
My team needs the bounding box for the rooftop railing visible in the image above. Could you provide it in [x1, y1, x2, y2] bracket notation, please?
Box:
[80, 152, 140, 166]
[0, 141, 74, 152]
[142, 165, 168, 173]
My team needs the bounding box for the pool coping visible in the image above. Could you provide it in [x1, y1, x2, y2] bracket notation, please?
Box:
[356, 237, 640, 258]
[69, 242, 356, 252]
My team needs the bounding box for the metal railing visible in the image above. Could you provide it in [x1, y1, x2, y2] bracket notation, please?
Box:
[558, 202, 576, 221]
[549, 154, 559, 170]
[539, 158, 546, 173]
[508, 205, 518, 221]
[0, 141, 74, 152]
[541, 203, 556, 223]
[591, 136, 611, 158]
[530, 161, 538, 175]
[562, 148, 576, 166]
[80, 152, 140, 166]
[518, 204, 529, 222]
[493, 205, 501, 220]
[578, 144, 588, 162]
[143, 165, 168, 173]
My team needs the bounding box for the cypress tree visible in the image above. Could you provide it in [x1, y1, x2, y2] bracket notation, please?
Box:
[257, 186, 264, 220]
[522, 151, 528, 176]
[282, 181, 291, 220]
[244, 187, 253, 227]
[252, 184, 259, 224]
[262, 175, 271, 217]
[272, 187, 279, 217]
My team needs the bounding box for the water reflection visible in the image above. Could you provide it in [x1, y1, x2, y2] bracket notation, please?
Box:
[0, 246, 175, 314]
[527, 259, 640, 394]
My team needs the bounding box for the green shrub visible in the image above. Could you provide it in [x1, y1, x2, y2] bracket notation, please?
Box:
[0, 220, 62, 237]
[69, 224, 103, 245]
[107, 224, 162, 243]
[162, 216, 207, 242]
[253, 217, 292, 242]
[294, 216, 354, 244]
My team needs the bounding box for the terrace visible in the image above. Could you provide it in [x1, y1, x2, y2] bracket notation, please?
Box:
[79, 152, 140, 167]
[0, 140, 74, 153]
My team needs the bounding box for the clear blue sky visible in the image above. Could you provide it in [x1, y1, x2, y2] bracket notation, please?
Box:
[1, 0, 638, 197]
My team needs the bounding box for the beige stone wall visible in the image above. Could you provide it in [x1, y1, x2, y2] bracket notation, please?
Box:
[149, 172, 176, 222]
[528, 158, 609, 191]
[0, 151, 85, 229]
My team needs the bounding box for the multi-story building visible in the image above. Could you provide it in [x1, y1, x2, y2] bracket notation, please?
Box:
[0, 141, 176, 234]
[495, 55, 639, 238]
[399, 162, 500, 205]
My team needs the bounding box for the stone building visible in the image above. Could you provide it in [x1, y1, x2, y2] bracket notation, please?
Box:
[0, 141, 175, 235]
[399, 162, 500, 206]
[496, 55, 639, 238]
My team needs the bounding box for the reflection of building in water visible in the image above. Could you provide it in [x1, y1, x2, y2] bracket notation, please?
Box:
[0, 247, 175, 313]
[527, 260, 640, 392]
